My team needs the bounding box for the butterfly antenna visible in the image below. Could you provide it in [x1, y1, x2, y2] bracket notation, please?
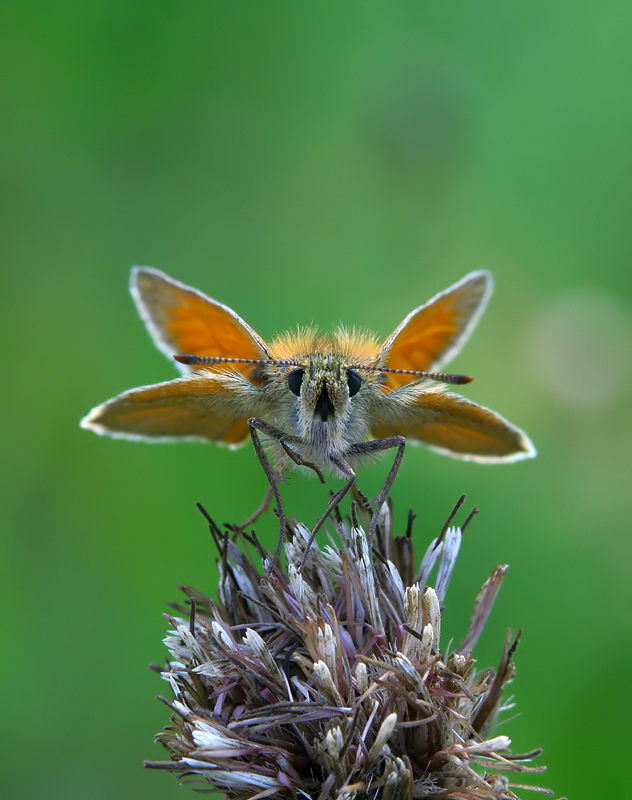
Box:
[355, 365, 473, 385]
[174, 354, 302, 368]
[175, 356, 471, 384]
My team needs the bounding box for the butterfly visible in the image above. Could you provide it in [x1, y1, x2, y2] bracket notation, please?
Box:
[81, 267, 535, 565]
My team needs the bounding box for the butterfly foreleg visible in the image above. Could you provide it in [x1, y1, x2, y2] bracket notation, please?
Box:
[298, 456, 357, 572]
[279, 440, 326, 484]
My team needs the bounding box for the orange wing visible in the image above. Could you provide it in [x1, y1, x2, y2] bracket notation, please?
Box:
[119, 267, 271, 445]
[80, 372, 263, 446]
[378, 271, 492, 390]
[131, 267, 271, 379]
[369, 389, 535, 463]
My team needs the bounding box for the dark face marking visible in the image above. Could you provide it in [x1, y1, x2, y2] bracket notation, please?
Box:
[316, 386, 333, 421]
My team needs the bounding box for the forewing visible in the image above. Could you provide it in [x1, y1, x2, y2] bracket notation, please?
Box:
[369, 388, 535, 463]
[378, 271, 492, 389]
[131, 267, 271, 381]
[80, 372, 264, 446]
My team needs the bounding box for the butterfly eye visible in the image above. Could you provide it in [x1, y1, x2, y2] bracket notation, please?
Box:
[347, 369, 362, 397]
[287, 368, 304, 396]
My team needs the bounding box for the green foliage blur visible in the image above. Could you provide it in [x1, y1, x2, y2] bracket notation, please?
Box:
[3, 3, 631, 798]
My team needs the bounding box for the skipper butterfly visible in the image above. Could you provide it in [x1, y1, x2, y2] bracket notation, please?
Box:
[82, 268, 535, 564]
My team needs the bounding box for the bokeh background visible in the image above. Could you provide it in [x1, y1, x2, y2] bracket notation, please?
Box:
[3, 3, 631, 798]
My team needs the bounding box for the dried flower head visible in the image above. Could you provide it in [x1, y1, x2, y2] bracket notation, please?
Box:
[146, 495, 558, 799]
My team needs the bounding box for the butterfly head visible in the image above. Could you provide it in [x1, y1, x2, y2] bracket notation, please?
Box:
[282, 356, 368, 422]
[245, 347, 377, 456]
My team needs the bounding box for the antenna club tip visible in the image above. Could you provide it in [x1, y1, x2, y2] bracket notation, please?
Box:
[458, 375, 474, 384]
[173, 354, 189, 364]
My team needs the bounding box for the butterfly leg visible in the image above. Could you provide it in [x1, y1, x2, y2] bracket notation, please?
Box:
[279, 440, 326, 484]
[297, 457, 357, 571]
[298, 437, 406, 570]
[238, 484, 275, 529]
[345, 435, 406, 542]
[247, 418, 307, 571]
[240, 438, 320, 528]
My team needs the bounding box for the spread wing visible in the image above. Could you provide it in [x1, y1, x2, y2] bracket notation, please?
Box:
[369, 386, 535, 463]
[131, 266, 271, 380]
[378, 271, 492, 390]
[81, 372, 265, 447]
[83, 268, 272, 447]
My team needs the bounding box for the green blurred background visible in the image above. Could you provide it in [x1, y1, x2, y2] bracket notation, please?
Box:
[3, 2, 631, 798]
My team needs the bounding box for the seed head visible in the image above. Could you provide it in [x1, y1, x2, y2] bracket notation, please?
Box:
[146, 497, 560, 799]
